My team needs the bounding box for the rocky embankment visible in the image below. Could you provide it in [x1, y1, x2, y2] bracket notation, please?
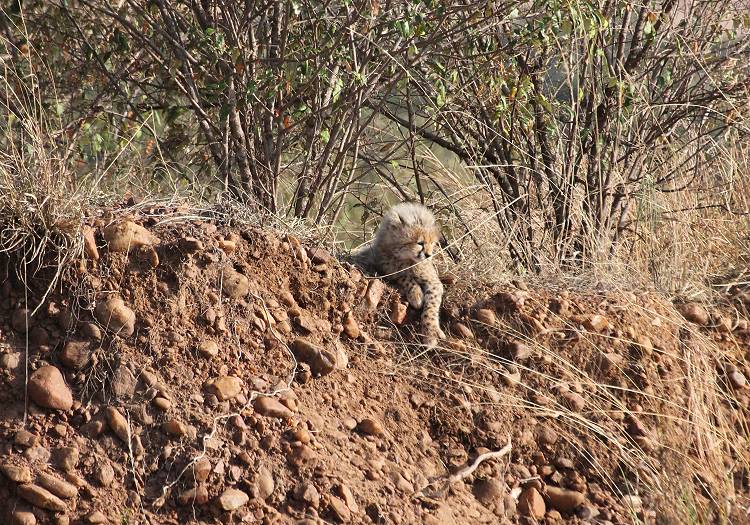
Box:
[0, 210, 748, 524]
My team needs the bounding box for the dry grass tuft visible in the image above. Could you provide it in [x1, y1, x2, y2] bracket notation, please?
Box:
[0, 28, 92, 310]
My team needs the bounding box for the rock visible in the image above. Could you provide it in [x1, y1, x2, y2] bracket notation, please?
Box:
[581, 314, 609, 332]
[15, 430, 39, 447]
[630, 335, 653, 357]
[342, 311, 360, 339]
[254, 397, 294, 419]
[221, 269, 250, 299]
[501, 365, 521, 386]
[621, 494, 642, 512]
[217, 488, 249, 511]
[37, 472, 78, 499]
[600, 352, 624, 373]
[390, 301, 408, 324]
[329, 495, 351, 522]
[11, 510, 36, 525]
[53, 447, 79, 472]
[102, 220, 159, 252]
[562, 392, 586, 412]
[178, 485, 209, 506]
[29, 366, 73, 411]
[288, 443, 317, 468]
[218, 239, 236, 253]
[198, 340, 219, 358]
[337, 484, 358, 513]
[366, 280, 385, 310]
[474, 308, 497, 326]
[193, 458, 211, 482]
[1, 463, 33, 483]
[728, 370, 747, 389]
[255, 467, 274, 500]
[56, 308, 76, 332]
[111, 366, 137, 398]
[152, 397, 171, 411]
[677, 302, 709, 325]
[473, 478, 505, 506]
[356, 418, 384, 437]
[293, 481, 320, 508]
[23, 446, 51, 464]
[537, 425, 558, 447]
[452, 322, 473, 339]
[205, 376, 242, 401]
[291, 338, 337, 376]
[307, 247, 333, 264]
[162, 419, 187, 437]
[518, 487, 545, 519]
[11, 308, 32, 332]
[178, 236, 204, 253]
[60, 341, 91, 370]
[82, 226, 99, 260]
[546, 486, 585, 513]
[84, 511, 108, 524]
[105, 407, 130, 443]
[95, 464, 115, 487]
[18, 483, 67, 512]
[509, 341, 532, 361]
[1, 351, 21, 370]
[576, 504, 600, 520]
[94, 297, 136, 337]
[81, 323, 101, 340]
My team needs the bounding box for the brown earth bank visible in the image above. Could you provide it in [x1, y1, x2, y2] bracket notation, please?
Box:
[0, 207, 748, 525]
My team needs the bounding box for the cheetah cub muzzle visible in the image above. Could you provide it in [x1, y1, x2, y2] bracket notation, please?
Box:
[358, 202, 446, 348]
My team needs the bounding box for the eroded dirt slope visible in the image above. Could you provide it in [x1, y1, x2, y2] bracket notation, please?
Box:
[0, 209, 748, 525]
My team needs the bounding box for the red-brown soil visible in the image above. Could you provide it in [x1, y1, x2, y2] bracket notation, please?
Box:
[0, 209, 748, 524]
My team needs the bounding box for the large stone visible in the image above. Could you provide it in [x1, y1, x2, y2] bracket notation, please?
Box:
[102, 220, 159, 252]
[205, 376, 242, 401]
[253, 397, 294, 419]
[676, 302, 709, 325]
[111, 366, 137, 398]
[473, 478, 505, 507]
[546, 486, 585, 513]
[37, 472, 78, 499]
[105, 407, 130, 443]
[29, 366, 73, 411]
[11, 510, 36, 525]
[82, 226, 99, 260]
[17, 483, 67, 512]
[94, 297, 136, 337]
[0, 351, 21, 370]
[53, 447, 79, 472]
[518, 487, 545, 519]
[291, 338, 337, 376]
[11, 308, 32, 333]
[473, 308, 497, 326]
[255, 467, 275, 500]
[178, 485, 209, 506]
[0, 463, 32, 483]
[365, 280, 385, 310]
[217, 488, 249, 511]
[221, 269, 250, 299]
[60, 341, 91, 370]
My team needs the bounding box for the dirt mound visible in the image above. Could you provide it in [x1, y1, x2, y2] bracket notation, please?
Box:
[0, 210, 748, 524]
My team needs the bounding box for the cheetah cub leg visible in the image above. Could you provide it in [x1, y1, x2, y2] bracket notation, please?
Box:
[420, 282, 446, 348]
[398, 276, 424, 310]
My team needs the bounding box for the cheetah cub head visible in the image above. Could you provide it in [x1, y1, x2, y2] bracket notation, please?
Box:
[375, 203, 440, 265]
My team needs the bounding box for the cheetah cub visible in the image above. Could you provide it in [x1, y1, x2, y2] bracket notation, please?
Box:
[357, 203, 446, 348]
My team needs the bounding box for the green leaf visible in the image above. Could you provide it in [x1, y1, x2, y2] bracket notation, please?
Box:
[320, 128, 330, 144]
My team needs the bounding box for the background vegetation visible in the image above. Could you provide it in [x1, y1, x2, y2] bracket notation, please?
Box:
[1, 0, 749, 292]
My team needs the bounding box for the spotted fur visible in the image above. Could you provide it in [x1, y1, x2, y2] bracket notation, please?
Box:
[357, 203, 445, 347]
